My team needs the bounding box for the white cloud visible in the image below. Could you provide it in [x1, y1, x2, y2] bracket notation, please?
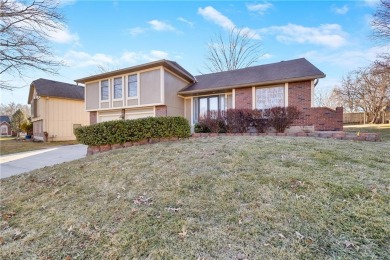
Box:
[46, 24, 79, 44]
[178, 17, 194, 27]
[128, 27, 147, 36]
[246, 2, 273, 14]
[198, 6, 235, 30]
[121, 50, 169, 64]
[332, 5, 349, 15]
[300, 45, 390, 70]
[364, 0, 380, 7]
[148, 20, 175, 31]
[198, 6, 261, 39]
[259, 53, 272, 59]
[262, 23, 347, 48]
[64, 51, 114, 67]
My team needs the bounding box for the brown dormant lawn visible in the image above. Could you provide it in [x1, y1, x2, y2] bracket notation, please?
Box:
[0, 139, 79, 156]
[344, 123, 390, 141]
[1, 136, 389, 259]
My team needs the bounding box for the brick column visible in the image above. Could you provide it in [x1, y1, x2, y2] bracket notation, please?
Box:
[155, 105, 167, 117]
[90, 111, 97, 125]
[234, 87, 252, 109]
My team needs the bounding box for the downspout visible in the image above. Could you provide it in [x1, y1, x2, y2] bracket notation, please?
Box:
[314, 79, 319, 87]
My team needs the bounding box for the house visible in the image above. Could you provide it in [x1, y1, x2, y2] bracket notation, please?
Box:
[27, 79, 90, 141]
[75, 58, 343, 132]
[0, 115, 13, 136]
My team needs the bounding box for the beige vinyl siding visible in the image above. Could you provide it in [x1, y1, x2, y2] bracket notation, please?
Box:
[113, 100, 123, 107]
[164, 70, 188, 116]
[140, 69, 161, 105]
[98, 110, 122, 122]
[101, 102, 109, 109]
[86, 82, 99, 110]
[32, 97, 89, 141]
[184, 99, 191, 122]
[127, 99, 138, 106]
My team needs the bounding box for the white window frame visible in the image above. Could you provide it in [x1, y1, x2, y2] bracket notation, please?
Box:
[100, 79, 110, 101]
[113, 76, 123, 100]
[127, 73, 139, 99]
[255, 85, 285, 110]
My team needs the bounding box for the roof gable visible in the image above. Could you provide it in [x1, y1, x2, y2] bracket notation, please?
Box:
[74, 59, 195, 84]
[28, 79, 85, 104]
[0, 115, 11, 123]
[179, 58, 325, 94]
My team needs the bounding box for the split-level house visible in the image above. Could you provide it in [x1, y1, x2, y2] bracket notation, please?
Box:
[75, 58, 343, 132]
[28, 79, 90, 141]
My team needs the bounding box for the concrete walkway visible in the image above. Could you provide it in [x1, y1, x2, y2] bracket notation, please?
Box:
[0, 144, 87, 179]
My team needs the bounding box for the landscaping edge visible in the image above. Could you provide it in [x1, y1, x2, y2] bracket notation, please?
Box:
[86, 131, 381, 155]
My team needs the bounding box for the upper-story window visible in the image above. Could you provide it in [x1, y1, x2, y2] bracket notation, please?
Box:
[113, 77, 122, 99]
[128, 74, 137, 98]
[255, 86, 285, 109]
[101, 80, 109, 101]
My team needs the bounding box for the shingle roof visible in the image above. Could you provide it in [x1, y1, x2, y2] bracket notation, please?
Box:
[179, 58, 325, 94]
[0, 115, 10, 123]
[29, 78, 84, 103]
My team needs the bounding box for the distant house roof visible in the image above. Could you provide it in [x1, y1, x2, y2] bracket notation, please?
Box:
[179, 58, 325, 94]
[0, 115, 11, 124]
[28, 78, 85, 104]
[74, 59, 196, 84]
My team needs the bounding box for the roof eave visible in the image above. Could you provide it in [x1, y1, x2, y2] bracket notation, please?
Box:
[75, 60, 195, 84]
[178, 74, 325, 95]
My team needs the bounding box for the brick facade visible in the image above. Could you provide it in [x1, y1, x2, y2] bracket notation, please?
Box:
[232, 81, 343, 131]
[234, 87, 252, 109]
[0, 122, 12, 135]
[155, 105, 167, 117]
[90, 111, 97, 125]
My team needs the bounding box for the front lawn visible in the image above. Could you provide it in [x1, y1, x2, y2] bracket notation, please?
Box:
[344, 123, 390, 141]
[1, 137, 389, 259]
[0, 139, 79, 156]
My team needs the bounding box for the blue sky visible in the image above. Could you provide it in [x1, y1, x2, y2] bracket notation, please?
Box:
[1, 0, 387, 105]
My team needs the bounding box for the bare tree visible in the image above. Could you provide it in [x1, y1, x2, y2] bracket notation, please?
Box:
[0, 0, 65, 90]
[314, 89, 343, 109]
[203, 28, 263, 73]
[0, 102, 30, 118]
[372, 0, 390, 71]
[333, 64, 390, 123]
[372, 0, 390, 42]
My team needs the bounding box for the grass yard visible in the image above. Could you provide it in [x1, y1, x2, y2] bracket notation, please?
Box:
[0, 139, 79, 156]
[0, 137, 389, 259]
[344, 123, 390, 141]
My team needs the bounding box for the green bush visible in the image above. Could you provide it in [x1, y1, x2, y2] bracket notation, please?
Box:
[75, 117, 190, 146]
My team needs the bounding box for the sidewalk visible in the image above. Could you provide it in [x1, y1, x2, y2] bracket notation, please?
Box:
[0, 144, 87, 179]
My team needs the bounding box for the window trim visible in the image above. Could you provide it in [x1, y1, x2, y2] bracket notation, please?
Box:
[113, 76, 123, 100]
[255, 85, 285, 110]
[127, 73, 139, 99]
[194, 94, 226, 123]
[100, 79, 110, 102]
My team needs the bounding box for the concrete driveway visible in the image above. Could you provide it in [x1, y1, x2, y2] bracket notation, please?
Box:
[0, 144, 87, 179]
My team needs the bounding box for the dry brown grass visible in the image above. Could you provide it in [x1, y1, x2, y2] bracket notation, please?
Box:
[344, 123, 390, 141]
[1, 136, 389, 259]
[0, 139, 78, 156]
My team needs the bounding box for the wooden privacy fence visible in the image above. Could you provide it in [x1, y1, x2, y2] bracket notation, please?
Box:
[343, 112, 389, 124]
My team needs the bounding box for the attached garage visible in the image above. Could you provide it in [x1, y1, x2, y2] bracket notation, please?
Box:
[125, 107, 154, 120]
[98, 110, 122, 123]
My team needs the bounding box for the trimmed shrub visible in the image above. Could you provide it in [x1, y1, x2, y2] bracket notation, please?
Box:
[75, 117, 190, 146]
[195, 107, 300, 133]
[269, 106, 301, 133]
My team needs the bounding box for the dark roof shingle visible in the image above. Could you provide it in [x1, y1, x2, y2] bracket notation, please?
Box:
[0, 115, 11, 123]
[179, 58, 325, 94]
[30, 78, 84, 101]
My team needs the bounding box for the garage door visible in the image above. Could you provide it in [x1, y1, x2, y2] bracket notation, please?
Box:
[125, 107, 154, 120]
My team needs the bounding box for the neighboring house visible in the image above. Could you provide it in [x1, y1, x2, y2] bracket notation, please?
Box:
[0, 115, 12, 136]
[27, 79, 90, 141]
[75, 58, 343, 132]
